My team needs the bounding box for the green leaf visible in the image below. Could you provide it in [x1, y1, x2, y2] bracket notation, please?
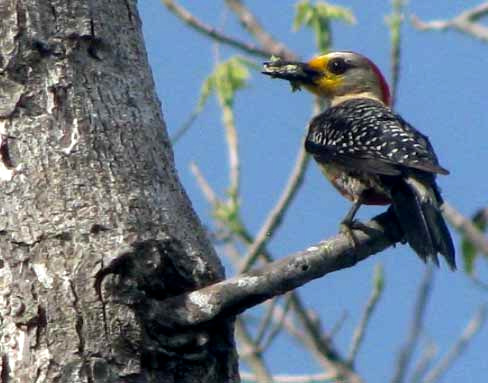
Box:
[213, 197, 243, 235]
[293, 0, 313, 31]
[172, 56, 252, 143]
[461, 209, 488, 274]
[315, 2, 355, 24]
[293, 1, 355, 52]
[196, 56, 251, 109]
[462, 238, 477, 275]
[213, 56, 250, 107]
[197, 75, 216, 111]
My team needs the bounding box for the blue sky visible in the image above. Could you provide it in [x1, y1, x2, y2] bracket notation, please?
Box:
[139, 1, 487, 381]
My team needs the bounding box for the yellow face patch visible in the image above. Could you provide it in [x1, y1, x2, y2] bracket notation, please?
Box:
[305, 55, 344, 96]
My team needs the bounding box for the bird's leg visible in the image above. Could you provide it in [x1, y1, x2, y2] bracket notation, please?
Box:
[340, 198, 363, 247]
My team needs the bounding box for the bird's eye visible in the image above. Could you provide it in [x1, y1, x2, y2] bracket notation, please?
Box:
[327, 58, 348, 75]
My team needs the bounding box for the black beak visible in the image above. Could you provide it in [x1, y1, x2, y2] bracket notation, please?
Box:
[262, 60, 321, 85]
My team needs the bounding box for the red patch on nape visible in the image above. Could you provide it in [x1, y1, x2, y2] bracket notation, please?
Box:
[363, 56, 391, 106]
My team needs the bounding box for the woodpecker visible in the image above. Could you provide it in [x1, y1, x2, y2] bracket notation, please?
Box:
[262, 51, 455, 269]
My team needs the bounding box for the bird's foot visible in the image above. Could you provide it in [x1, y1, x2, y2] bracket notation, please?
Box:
[340, 220, 363, 248]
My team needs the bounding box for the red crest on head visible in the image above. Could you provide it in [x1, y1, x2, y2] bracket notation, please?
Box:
[362, 56, 391, 106]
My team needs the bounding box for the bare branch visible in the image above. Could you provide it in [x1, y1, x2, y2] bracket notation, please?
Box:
[240, 371, 339, 383]
[347, 264, 384, 364]
[239, 98, 322, 274]
[260, 294, 293, 351]
[410, 342, 438, 383]
[443, 202, 488, 257]
[423, 305, 487, 383]
[162, 0, 276, 58]
[255, 296, 281, 346]
[456, 2, 488, 21]
[189, 162, 219, 206]
[224, 0, 297, 60]
[226, 181, 364, 380]
[236, 318, 273, 382]
[222, 241, 246, 266]
[272, 303, 328, 365]
[470, 275, 488, 291]
[171, 110, 200, 144]
[289, 294, 361, 381]
[132, 211, 403, 329]
[222, 105, 241, 197]
[329, 311, 349, 340]
[270, 295, 362, 382]
[239, 145, 310, 273]
[272, 303, 304, 340]
[412, 3, 488, 42]
[391, 266, 434, 383]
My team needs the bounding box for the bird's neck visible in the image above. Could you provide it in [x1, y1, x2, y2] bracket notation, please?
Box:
[330, 92, 384, 107]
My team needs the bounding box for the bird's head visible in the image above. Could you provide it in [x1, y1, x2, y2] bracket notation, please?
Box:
[263, 51, 391, 106]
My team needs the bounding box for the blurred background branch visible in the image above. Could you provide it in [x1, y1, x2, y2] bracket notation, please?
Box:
[423, 305, 487, 383]
[412, 3, 488, 42]
[391, 266, 435, 383]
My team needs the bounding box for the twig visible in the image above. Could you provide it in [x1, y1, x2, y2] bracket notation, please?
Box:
[138, 208, 404, 383]
[275, 303, 344, 373]
[222, 241, 246, 266]
[268, 293, 361, 381]
[412, 3, 488, 42]
[224, 0, 297, 60]
[255, 296, 281, 346]
[387, 0, 405, 106]
[391, 266, 434, 383]
[213, 7, 229, 64]
[260, 294, 293, 351]
[236, 317, 273, 382]
[272, 303, 304, 340]
[239, 144, 310, 273]
[162, 0, 275, 58]
[224, 163, 362, 379]
[143, 210, 403, 329]
[189, 162, 219, 205]
[289, 294, 359, 380]
[423, 304, 487, 383]
[443, 201, 488, 257]
[171, 110, 200, 144]
[410, 342, 437, 383]
[240, 371, 340, 383]
[222, 104, 241, 197]
[239, 98, 321, 274]
[347, 264, 384, 365]
[329, 311, 349, 340]
[470, 275, 488, 291]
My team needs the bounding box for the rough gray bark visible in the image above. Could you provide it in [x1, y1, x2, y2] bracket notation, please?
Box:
[0, 1, 238, 382]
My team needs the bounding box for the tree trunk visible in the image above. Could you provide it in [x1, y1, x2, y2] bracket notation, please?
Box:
[0, 1, 238, 382]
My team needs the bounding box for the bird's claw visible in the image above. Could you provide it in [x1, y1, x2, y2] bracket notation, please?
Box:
[340, 220, 362, 248]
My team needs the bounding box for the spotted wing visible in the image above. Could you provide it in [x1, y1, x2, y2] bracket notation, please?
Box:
[305, 98, 449, 176]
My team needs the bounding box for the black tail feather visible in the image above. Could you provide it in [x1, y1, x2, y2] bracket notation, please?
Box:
[389, 179, 456, 269]
[423, 201, 456, 269]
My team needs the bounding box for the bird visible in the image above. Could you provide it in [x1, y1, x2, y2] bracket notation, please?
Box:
[262, 51, 455, 269]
